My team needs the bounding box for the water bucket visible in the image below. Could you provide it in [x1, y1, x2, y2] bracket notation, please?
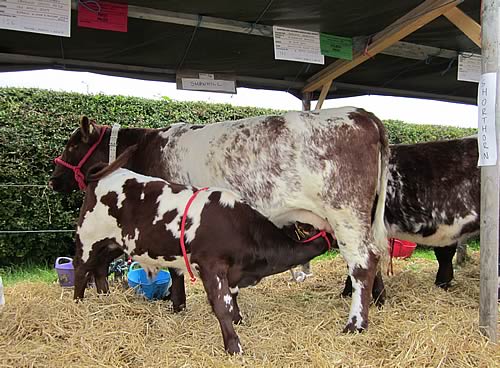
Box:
[389, 239, 416, 259]
[127, 262, 171, 300]
[54, 257, 75, 287]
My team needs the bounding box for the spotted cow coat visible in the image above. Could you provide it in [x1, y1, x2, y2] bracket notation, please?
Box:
[75, 156, 331, 354]
[50, 107, 390, 333]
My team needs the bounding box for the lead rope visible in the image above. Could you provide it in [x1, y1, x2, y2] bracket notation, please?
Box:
[180, 187, 209, 283]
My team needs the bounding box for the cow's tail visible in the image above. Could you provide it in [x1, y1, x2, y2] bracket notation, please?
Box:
[370, 114, 390, 263]
[87, 144, 138, 183]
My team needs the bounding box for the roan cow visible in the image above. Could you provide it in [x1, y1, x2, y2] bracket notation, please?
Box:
[50, 108, 390, 333]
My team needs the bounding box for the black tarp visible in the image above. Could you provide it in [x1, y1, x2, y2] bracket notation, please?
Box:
[0, 0, 481, 103]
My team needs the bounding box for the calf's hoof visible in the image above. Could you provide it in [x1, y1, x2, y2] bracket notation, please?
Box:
[233, 314, 243, 325]
[435, 281, 451, 290]
[342, 319, 367, 334]
[225, 339, 243, 355]
[172, 303, 186, 313]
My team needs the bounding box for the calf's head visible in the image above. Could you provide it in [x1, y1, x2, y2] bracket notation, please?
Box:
[49, 116, 109, 193]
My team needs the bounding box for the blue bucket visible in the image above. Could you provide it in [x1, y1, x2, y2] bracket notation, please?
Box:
[127, 262, 171, 300]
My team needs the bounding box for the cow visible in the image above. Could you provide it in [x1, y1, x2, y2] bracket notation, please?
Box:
[75, 148, 332, 354]
[49, 107, 390, 333]
[330, 137, 479, 297]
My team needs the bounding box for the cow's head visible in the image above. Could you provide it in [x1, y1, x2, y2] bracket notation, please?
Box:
[49, 116, 108, 193]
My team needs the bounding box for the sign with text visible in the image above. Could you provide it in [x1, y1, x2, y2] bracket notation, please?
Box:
[458, 53, 481, 83]
[273, 26, 324, 65]
[78, 1, 128, 32]
[477, 72, 498, 166]
[0, 0, 71, 37]
[179, 76, 236, 94]
[320, 33, 352, 60]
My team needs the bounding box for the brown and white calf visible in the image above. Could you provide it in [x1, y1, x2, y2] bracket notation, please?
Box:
[50, 108, 390, 333]
[74, 153, 331, 354]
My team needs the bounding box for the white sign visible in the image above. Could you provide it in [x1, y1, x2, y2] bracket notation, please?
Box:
[273, 26, 324, 65]
[458, 53, 481, 83]
[477, 73, 498, 166]
[0, 0, 71, 37]
[181, 78, 236, 93]
[199, 73, 214, 80]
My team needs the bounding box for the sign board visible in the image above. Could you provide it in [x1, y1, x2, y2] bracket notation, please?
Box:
[78, 1, 128, 33]
[273, 26, 324, 65]
[177, 73, 236, 94]
[477, 72, 497, 166]
[320, 33, 353, 60]
[458, 53, 481, 83]
[0, 0, 71, 37]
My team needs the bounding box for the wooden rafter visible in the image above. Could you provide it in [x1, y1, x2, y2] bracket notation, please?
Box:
[444, 6, 481, 47]
[303, 0, 463, 93]
[314, 80, 333, 110]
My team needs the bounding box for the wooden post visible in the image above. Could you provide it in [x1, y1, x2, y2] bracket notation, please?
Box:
[479, 0, 499, 342]
[302, 92, 312, 111]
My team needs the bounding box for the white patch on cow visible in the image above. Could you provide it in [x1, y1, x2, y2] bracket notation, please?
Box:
[132, 254, 199, 278]
[237, 343, 243, 354]
[327, 206, 369, 268]
[79, 201, 122, 263]
[218, 190, 238, 208]
[123, 228, 140, 253]
[390, 213, 478, 247]
[229, 286, 239, 294]
[216, 276, 222, 290]
[223, 293, 233, 312]
[140, 191, 145, 200]
[348, 277, 365, 329]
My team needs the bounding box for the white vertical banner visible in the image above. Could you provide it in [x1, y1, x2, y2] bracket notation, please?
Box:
[477, 72, 498, 166]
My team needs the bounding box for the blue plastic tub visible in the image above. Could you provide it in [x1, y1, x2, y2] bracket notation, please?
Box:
[127, 262, 171, 300]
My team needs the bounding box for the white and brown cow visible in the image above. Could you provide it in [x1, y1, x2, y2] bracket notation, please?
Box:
[75, 151, 331, 354]
[50, 108, 389, 332]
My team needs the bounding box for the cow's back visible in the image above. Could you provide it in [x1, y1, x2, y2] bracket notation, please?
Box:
[385, 137, 479, 246]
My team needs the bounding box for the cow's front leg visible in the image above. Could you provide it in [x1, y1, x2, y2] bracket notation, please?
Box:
[229, 286, 243, 324]
[168, 268, 186, 312]
[339, 246, 379, 333]
[199, 263, 242, 354]
[341, 268, 385, 307]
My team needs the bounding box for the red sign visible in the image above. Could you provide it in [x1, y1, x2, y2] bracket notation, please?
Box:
[78, 1, 128, 33]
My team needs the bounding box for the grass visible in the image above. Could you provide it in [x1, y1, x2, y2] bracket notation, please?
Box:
[0, 262, 57, 286]
[0, 239, 481, 286]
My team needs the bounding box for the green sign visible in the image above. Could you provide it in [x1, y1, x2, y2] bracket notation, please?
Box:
[320, 33, 353, 60]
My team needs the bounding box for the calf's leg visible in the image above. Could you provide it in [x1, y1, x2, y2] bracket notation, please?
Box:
[168, 268, 186, 312]
[198, 263, 242, 354]
[229, 286, 243, 324]
[434, 244, 457, 290]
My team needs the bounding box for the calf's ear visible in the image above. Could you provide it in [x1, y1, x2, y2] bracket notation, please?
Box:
[79, 115, 97, 143]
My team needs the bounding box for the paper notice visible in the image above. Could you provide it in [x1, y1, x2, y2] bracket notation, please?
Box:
[0, 0, 71, 37]
[458, 53, 481, 83]
[477, 72, 498, 166]
[273, 26, 324, 65]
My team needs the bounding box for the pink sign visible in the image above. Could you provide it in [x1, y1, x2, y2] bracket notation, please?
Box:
[78, 1, 128, 33]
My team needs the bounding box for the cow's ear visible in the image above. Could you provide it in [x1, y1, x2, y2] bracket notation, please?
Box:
[79, 115, 96, 143]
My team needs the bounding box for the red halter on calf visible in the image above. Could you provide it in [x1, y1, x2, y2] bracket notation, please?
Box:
[54, 126, 107, 190]
[301, 230, 332, 251]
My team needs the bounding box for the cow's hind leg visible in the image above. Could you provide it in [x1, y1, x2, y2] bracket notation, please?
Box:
[434, 244, 457, 290]
[229, 286, 243, 324]
[198, 262, 242, 354]
[168, 268, 186, 312]
[341, 268, 385, 308]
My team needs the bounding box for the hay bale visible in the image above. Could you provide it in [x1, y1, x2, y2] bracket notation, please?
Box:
[0, 253, 498, 367]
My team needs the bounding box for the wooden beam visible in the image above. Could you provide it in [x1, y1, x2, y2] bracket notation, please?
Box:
[314, 80, 333, 110]
[444, 6, 481, 47]
[303, 0, 463, 93]
[478, 0, 499, 343]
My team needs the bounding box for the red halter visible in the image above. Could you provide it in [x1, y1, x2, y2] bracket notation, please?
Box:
[179, 187, 209, 283]
[54, 126, 107, 190]
[301, 230, 332, 251]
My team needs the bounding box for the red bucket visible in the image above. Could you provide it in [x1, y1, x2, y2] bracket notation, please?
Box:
[389, 238, 416, 259]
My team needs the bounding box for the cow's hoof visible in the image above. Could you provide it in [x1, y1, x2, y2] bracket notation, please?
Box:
[172, 303, 186, 313]
[435, 281, 451, 290]
[233, 314, 243, 325]
[342, 324, 365, 333]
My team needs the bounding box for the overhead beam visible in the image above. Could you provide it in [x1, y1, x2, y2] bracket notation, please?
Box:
[303, 0, 463, 93]
[443, 6, 481, 47]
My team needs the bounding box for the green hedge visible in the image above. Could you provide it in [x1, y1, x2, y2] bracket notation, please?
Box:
[0, 88, 476, 266]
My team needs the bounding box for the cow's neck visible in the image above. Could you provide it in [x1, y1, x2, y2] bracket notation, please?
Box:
[115, 127, 150, 157]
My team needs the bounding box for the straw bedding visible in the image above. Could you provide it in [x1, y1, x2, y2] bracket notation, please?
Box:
[1, 252, 498, 368]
